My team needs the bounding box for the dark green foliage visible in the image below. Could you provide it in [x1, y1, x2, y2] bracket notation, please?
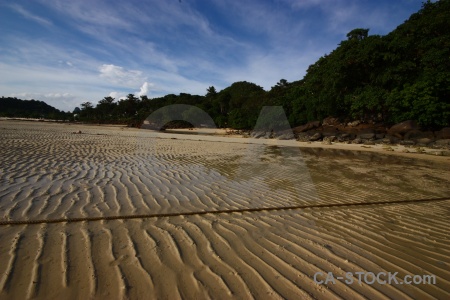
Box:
[0, 97, 69, 120]
[284, 0, 450, 128]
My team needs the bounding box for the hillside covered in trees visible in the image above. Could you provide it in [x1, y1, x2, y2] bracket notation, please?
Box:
[0, 97, 69, 120]
[2, 0, 449, 130]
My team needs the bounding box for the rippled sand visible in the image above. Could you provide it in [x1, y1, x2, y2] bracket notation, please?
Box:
[0, 121, 449, 299]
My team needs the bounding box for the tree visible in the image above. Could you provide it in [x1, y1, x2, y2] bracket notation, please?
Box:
[206, 86, 217, 96]
[80, 102, 94, 120]
[276, 79, 289, 87]
[96, 96, 116, 122]
[81, 102, 93, 109]
[346, 28, 369, 41]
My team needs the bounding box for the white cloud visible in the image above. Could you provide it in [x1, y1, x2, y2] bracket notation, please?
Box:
[99, 64, 147, 88]
[137, 82, 153, 97]
[108, 91, 126, 101]
[8, 92, 76, 111]
[9, 92, 75, 100]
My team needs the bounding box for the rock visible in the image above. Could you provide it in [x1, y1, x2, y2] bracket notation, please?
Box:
[322, 139, 332, 145]
[347, 120, 361, 127]
[352, 138, 362, 144]
[375, 133, 385, 139]
[415, 138, 433, 145]
[309, 132, 322, 141]
[381, 138, 391, 144]
[364, 140, 375, 145]
[263, 131, 272, 139]
[322, 117, 340, 126]
[359, 133, 375, 140]
[296, 132, 310, 142]
[432, 139, 450, 149]
[337, 133, 354, 142]
[276, 132, 295, 140]
[293, 121, 320, 133]
[322, 127, 338, 137]
[323, 136, 336, 143]
[435, 127, 450, 139]
[435, 139, 450, 145]
[251, 131, 266, 138]
[400, 140, 415, 146]
[383, 135, 400, 144]
[356, 128, 377, 139]
[387, 120, 419, 136]
[404, 130, 434, 141]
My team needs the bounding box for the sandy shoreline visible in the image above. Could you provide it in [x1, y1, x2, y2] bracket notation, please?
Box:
[164, 127, 450, 163]
[0, 121, 449, 299]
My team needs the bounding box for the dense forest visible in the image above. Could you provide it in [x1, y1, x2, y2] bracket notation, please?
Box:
[1, 0, 449, 129]
[0, 97, 69, 120]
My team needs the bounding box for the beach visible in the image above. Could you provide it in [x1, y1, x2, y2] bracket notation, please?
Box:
[0, 120, 449, 299]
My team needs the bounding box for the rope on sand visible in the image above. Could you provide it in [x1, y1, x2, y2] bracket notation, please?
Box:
[1, 197, 450, 226]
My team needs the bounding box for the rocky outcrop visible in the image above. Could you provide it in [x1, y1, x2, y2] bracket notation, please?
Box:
[247, 118, 449, 152]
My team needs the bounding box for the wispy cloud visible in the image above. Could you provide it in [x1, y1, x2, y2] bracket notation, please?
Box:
[8, 4, 53, 27]
[36, 0, 131, 29]
[99, 64, 146, 88]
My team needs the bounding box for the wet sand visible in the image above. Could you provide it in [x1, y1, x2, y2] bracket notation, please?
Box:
[0, 121, 449, 299]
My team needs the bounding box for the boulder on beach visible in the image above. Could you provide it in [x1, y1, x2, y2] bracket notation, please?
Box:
[347, 120, 361, 127]
[276, 131, 295, 140]
[322, 126, 339, 137]
[435, 127, 450, 139]
[296, 132, 310, 142]
[293, 121, 320, 133]
[431, 139, 450, 149]
[337, 133, 354, 142]
[322, 117, 340, 126]
[387, 120, 419, 136]
[404, 130, 434, 141]
[251, 131, 266, 138]
[308, 132, 322, 141]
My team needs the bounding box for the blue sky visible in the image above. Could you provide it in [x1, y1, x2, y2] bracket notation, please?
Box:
[0, 0, 425, 111]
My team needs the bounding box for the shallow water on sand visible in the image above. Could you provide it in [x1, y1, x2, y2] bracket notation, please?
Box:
[0, 122, 449, 222]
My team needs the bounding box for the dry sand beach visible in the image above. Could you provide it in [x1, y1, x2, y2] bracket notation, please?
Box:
[0, 120, 449, 299]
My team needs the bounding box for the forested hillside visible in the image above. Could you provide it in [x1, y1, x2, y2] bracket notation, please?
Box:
[2, 0, 449, 129]
[0, 97, 69, 120]
[287, 0, 450, 128]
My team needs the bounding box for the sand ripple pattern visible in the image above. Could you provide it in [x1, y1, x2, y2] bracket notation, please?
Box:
[1, 122, 449, 223]
[1, 122, 449, 299]
[0, 201, 449, 299]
